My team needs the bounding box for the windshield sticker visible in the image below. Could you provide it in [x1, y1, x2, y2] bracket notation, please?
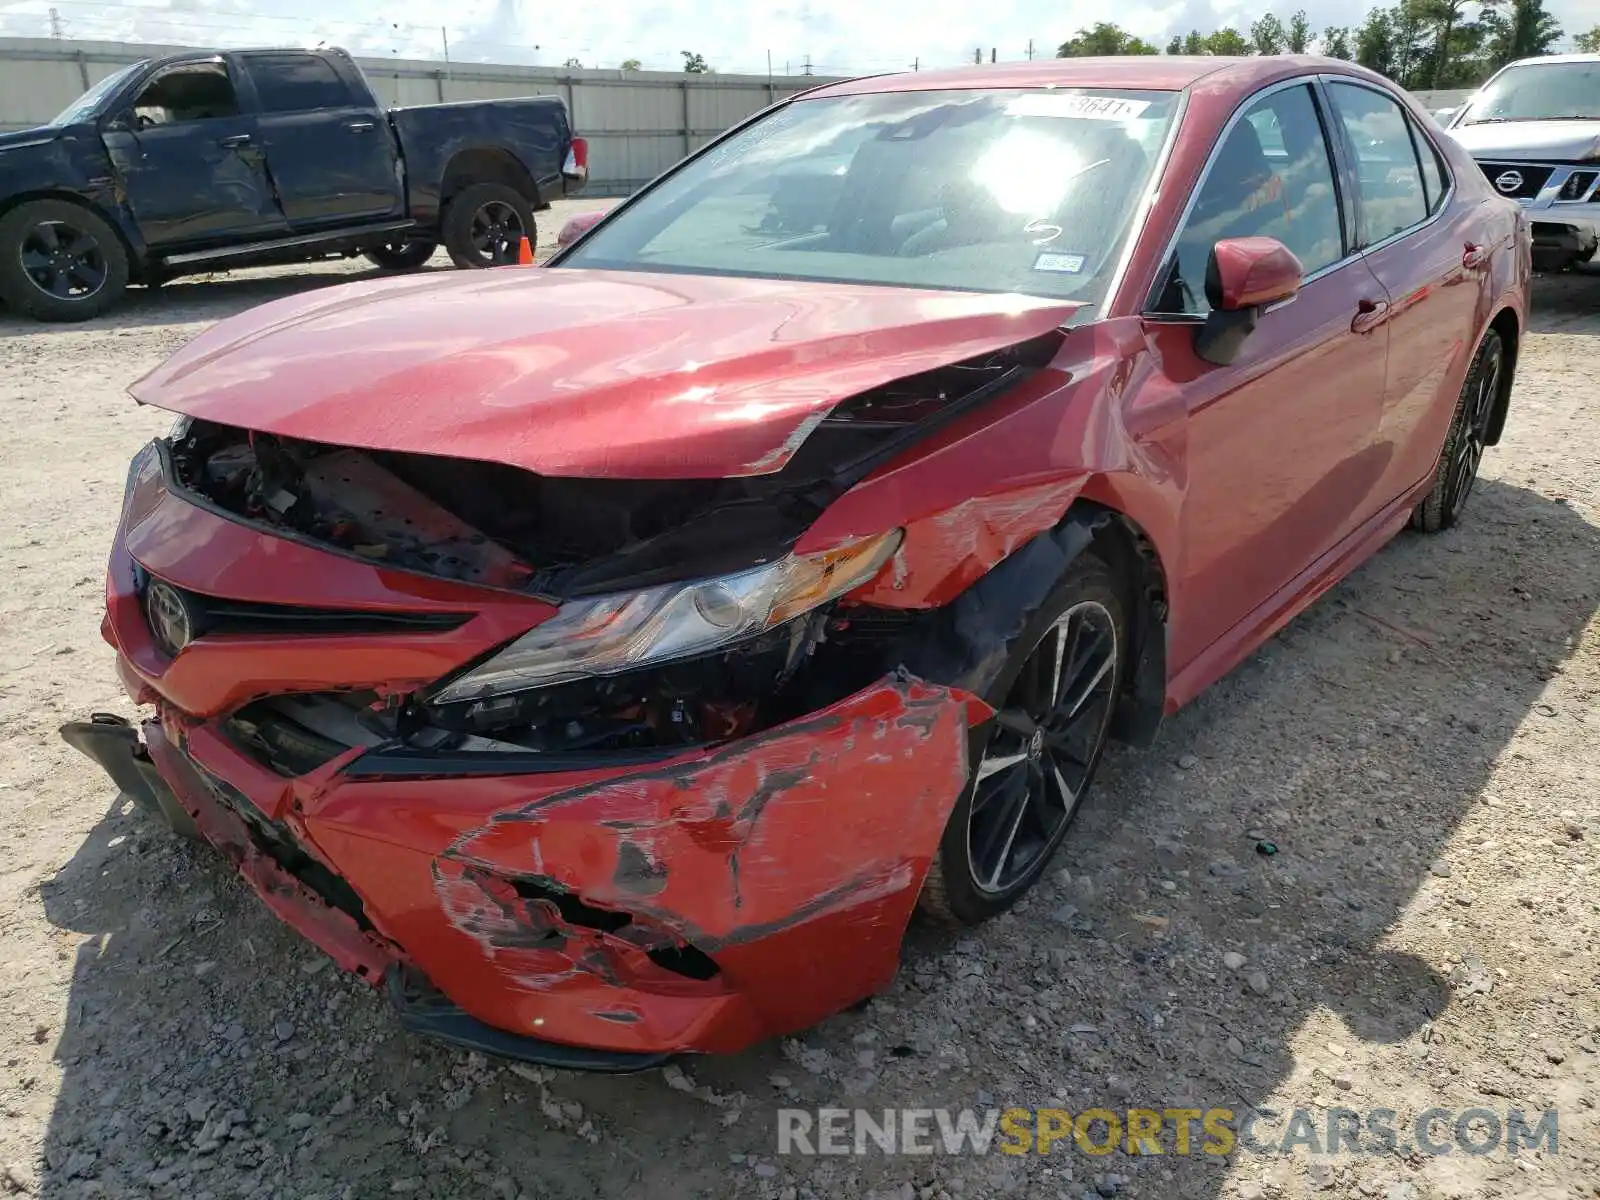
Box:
[1007, 94, 1151, 121]
[1033, 252, 1087, 274]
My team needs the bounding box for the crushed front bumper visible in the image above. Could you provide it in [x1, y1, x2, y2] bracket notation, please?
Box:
[66, 676, 984, 1067]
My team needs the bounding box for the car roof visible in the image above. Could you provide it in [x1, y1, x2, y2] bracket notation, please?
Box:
[804, 55, 1368, 99]
[1500, 53, 1600, 66]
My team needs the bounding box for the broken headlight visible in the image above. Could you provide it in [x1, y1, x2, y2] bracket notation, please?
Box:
[429, 531, 901, 703]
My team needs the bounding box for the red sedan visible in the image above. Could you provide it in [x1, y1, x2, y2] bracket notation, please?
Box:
[65, 55, 1529, 1069]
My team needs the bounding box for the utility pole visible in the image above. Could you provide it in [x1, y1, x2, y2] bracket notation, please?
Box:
[1026, 38, 1034, 60]
[911, 57, 919, 71]
[49, 6, 63, 37]
[974, 47, 982, 64]
[990, 47, 997, 63]
[440, 26, 452, 80]
[803, 54, 812, 75]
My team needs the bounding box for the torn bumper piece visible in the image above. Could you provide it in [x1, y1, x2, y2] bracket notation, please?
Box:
[63, 677, 986, 1065]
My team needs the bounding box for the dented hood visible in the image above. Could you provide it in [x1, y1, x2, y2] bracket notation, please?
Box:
[132, 268, 1078, 478]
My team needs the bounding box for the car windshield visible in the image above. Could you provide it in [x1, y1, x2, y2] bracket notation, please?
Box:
[49, 62, 146, 126]
[1458, 61, 1600, 123]
[559, 87, 1179, 306]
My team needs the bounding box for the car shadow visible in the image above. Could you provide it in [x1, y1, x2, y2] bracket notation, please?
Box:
[31, 473, 1597, 1198]
[0, 264, 454, 337]
[1528, 269, 1600, 336]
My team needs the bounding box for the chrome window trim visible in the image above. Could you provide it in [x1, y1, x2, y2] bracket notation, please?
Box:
[1141, 73, 1465, 319]
[1322, 75, 1457, 258]
[1097, 87, 1190, 320]
[1140, 75, 1355, 317]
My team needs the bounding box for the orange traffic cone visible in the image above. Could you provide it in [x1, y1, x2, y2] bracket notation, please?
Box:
[516, 235, 534, 266]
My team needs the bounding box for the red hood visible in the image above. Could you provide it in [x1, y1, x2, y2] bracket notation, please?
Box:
[132, 268, 1078, 478]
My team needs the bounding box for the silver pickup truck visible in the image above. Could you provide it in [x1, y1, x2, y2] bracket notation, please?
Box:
[1444, 54, 1600, 273]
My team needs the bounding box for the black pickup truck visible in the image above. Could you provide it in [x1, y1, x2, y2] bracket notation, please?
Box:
[0, 46, 587, 321]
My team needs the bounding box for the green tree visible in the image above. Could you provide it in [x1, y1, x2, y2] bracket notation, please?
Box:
[1480, 0, 1563, 67]
[1321, 25, 1354, 58]
[1057, 22, 1161, 56]
[1204, 27, 1251, 55]
[1287, 10, 1313, 52]
[680, 50, 710, 72]
[1182, 30, 1209, 54]
[1411, 0, 1472, 88]
[1356, 8, 1398, 77]
[1166, 34, 1183, 54]
[620, 57, 642, 70]
[1251, 13, 1287, 53]
[562, 56, 583, 68]
[1577, 25, 1600, 51]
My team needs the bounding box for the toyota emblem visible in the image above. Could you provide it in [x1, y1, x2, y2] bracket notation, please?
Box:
[144, 580, 195, 657]
[1494, 170, 1524, 194]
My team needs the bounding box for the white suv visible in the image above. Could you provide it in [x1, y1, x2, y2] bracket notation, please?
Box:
[1445, 54, 1600, 272]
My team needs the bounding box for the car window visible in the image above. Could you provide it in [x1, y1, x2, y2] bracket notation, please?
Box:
[559, 88, 1180, 307]
[1153, 83, 1345, 316]
[128, 63, 239, 126]
[1326, 81, 1428, 244]
[1456, 60, 1600, 123]
[247, 54, 357, 113]
[1409, 118, 1450, 215]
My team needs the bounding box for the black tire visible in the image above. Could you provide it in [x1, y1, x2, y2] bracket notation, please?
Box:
[0, 198, 129, 322]
[919, 553, 1128, 925]
[1412, 329, 1504, 534]
[440, 183, 535, 269]
[364, 238, 439, 271]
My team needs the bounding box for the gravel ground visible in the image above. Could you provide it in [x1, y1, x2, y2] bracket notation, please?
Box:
[0, 219, 1596, 1200]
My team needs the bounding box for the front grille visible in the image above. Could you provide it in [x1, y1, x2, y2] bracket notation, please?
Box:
[1558, 171, 1599, 202]
[138, 572, 472, 640]
[1478, 162, 1555, 199]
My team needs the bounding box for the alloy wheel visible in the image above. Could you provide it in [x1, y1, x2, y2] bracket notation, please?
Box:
[19, 219, 108, 301]
[1446, 338, 1502, 521]
[966, 600, 1119, 895]
[469, 201, 525, 264]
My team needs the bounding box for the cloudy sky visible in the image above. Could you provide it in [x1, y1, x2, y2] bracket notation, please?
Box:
[0, 0, 1596, 76]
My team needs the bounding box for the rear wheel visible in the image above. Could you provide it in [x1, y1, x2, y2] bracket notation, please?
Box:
[919, 553, 1126, 925]
[1412, 329, 1503, 533]
[440, 183, 535, 268]
[364, 238, 438, 271]
[0, 199, 129, 321]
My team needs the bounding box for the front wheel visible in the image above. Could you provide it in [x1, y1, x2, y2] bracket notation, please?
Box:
[919, 553, 1127, 925]
[0, 198, 129, 322]
[364, 238, 438, 271]
[1412, 329, 1504, 533]
[440, 183, 535, 269]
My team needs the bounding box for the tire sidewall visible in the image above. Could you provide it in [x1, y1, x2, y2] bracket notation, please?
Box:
[364, 239, 439, 271]
[1414, 328, 1502, 533]
[925, 553, 1129, 924]
[441, 183, 536, 269]
[0, 199, 130, 322]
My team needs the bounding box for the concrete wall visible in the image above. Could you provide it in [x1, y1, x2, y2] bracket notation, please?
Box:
[0, 38, 1479, 194]
[0, 37, 840, 194]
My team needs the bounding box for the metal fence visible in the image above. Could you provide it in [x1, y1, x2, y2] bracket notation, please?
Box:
[0, 37, 1477, 195]
[0, 36, 841, 194]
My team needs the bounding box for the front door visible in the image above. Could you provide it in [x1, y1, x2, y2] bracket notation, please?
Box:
[242, 53, 404, 227]
[101, 59, 286, 247]
[1144, 81, 1392, 672]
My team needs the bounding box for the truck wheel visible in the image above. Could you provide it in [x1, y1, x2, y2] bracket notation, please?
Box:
[0, 199, 130, 322]
[441, 183, 535, 268]
[364, 238, 438, 271]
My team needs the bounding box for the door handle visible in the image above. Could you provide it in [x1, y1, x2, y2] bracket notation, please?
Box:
[345, 120, 376, 133]
[218, 133, 252, 148]
[1351, 298, 1390, 335]
[1462, 242, 1489, 270]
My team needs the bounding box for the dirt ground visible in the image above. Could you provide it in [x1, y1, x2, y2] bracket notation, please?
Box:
[0, 208, 1596, 1200]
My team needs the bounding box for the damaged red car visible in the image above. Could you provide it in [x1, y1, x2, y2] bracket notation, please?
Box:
[66, 56, 1529, 1070]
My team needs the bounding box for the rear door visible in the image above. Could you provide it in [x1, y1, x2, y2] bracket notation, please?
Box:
[1143, 80, 1392, 671]
[100, 58, 286, 246]
[1323, 78, 1496, 505]
[241, 52, 403, 227]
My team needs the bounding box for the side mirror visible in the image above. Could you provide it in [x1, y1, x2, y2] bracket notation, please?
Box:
[1194, 236, 1303, 366]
